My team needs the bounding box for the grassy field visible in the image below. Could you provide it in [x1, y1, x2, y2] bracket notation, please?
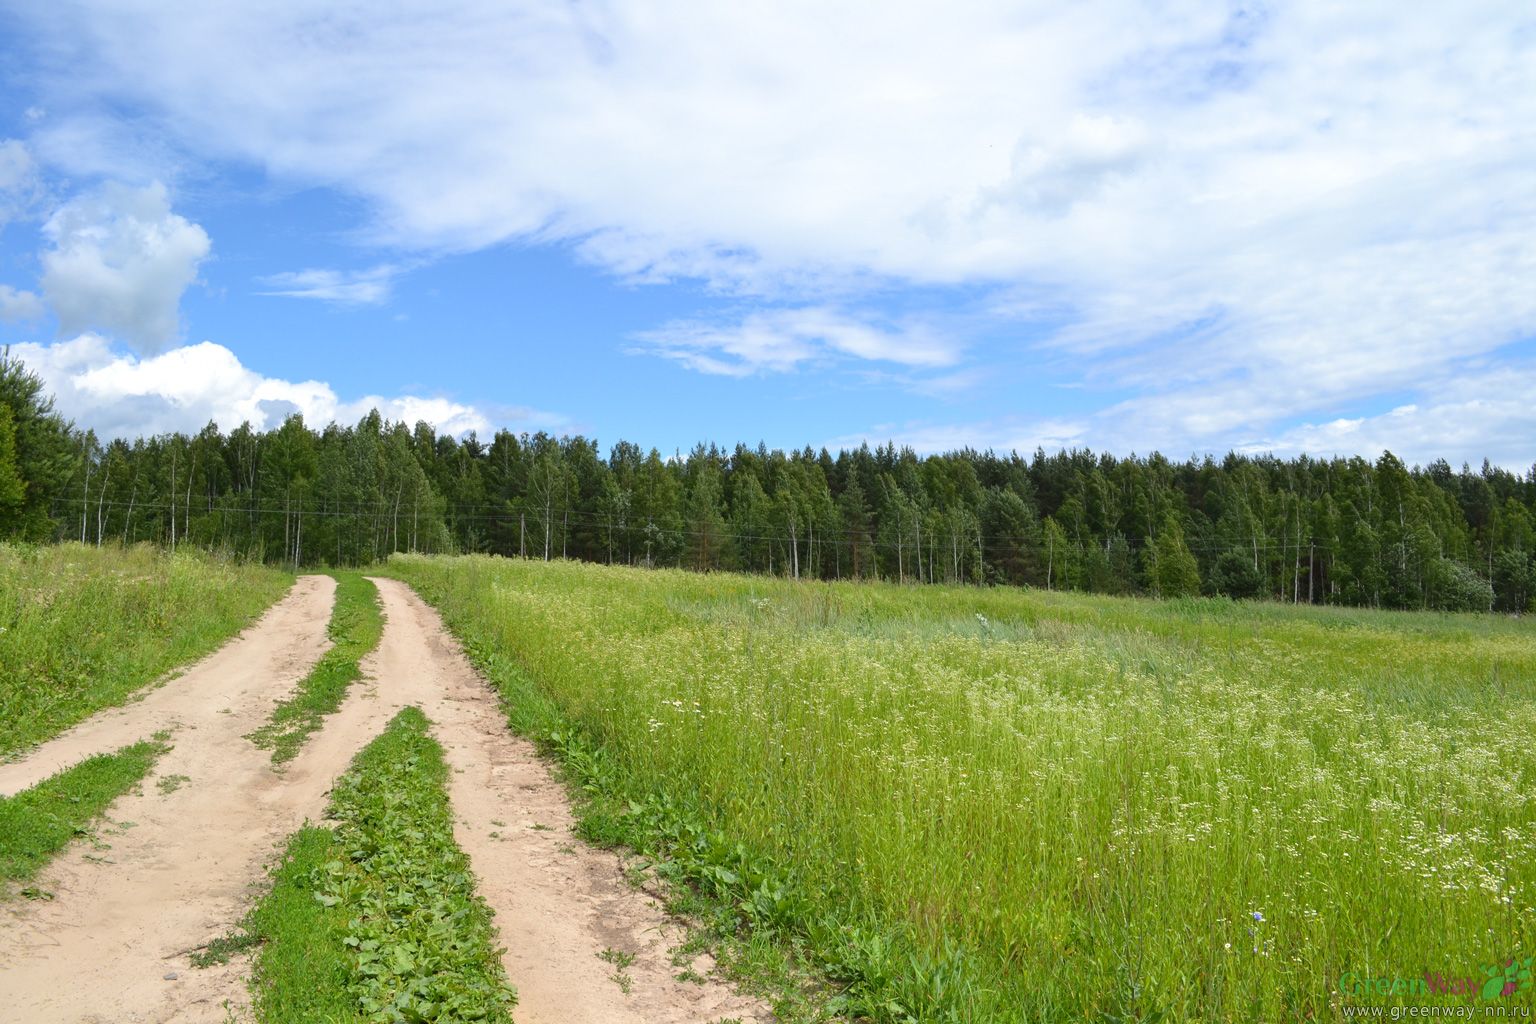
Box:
[388, 554, 1536, 1022]
[0, 543, 293, 757]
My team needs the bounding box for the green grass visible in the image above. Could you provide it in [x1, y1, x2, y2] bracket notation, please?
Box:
[0, 543, 293, 758]
[241, 707, 516, 1023]
[249, 573, 383, 764]
[238, 827, 356, 1017]
[385, 553, 1536, 1023]
[0, 736, 167, 892]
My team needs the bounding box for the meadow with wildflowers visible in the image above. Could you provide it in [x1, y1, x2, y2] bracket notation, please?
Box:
[387, 554, 1536, 1022]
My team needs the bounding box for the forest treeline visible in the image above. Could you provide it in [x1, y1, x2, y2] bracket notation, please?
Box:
[3, 350, 1535, 612]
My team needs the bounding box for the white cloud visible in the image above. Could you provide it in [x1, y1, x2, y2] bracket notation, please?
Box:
[0, 139, 35, 190]
[0, 139, 42, 227]
[828, 416, 1090, 458]
[257, 264, 402, 305]
[633, 307, 960, 377]
[40, 182, 210, 353]
[9, 2, 1536, 456]
[1254, 364, 1536, 471]
[0, 285, 46, 323]
[843, 357, 1536, 469]
[7, 334, 535, 439]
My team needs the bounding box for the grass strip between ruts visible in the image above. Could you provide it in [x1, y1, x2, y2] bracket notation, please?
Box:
[0, 736, 168, 895]
[249, 573, 383, 765]
[235, 707, 516, 1024]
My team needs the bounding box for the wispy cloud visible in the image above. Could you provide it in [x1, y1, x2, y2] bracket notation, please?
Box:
[0, 138, 44, 227]
[0, 284, 45, 323]
[828, 416, 1090, 457]
[257, 263, 404, 305]
[632, 307, 961, 377]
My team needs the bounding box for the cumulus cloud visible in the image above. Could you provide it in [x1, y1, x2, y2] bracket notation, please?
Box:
[257, 263, 403, 305]
[633, 307, 960, 377]
[40, 182, 210, 353]
[9, 2, 1536, 458]
[7, 334, 536, 439]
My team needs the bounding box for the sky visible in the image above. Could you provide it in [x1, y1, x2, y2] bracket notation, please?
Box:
[0, 1, 1533, 468]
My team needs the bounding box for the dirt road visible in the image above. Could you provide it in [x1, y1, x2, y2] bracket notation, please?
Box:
[0, 575, 770, 1024]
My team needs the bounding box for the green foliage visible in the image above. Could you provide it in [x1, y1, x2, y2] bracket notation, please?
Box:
[0, 350, 77, 541]
[246, 708, 516, 1023]
[388, 554, 1536, 1022]
[0, 543, 293, 757]
[249, 573, 383, 764]
[0, 403, 25, 519]
[188, 927, 262, 968]
[6, 348, 1535, 612]
[1425, 556, 1494, 612]
[1208, 548, 1264, 599]
[1493, 549, 1536, 613]
[1148, 519, 1201, 598]
[0, 738, 166, 889]
[241, 827, 356, 1019]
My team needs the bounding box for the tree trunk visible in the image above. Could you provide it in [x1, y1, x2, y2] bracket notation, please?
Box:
[168, 448, 178, 553]
[96, 464, 109, 546]
[185, 450, 196, 550]
[80, 454, 92, 543]
[1308, 541, 1315, 604]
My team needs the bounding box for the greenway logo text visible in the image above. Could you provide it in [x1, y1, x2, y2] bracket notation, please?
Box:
[1339, 958, 1533, 1018]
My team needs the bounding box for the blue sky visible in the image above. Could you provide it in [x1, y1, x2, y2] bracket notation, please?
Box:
[1, 2, 1533, 467]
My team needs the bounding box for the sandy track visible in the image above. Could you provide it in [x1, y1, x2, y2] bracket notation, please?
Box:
[366, 577, 771, 1024]
[0, 575, 342, 1022]
[0, 575, 337, 797]
[0, 574, 771, 1024]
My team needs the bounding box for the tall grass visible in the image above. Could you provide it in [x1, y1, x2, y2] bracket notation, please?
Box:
[0, 543, 293, 757]
[388, 554, 1536, 1021]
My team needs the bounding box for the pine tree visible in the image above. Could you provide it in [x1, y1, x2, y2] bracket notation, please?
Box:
[0, 403, 26, 522]
[0, 350, 78, 541]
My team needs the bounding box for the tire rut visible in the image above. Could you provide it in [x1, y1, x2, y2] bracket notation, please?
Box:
[0, 574, 773, 1024]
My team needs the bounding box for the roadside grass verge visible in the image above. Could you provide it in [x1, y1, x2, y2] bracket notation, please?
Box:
[378, 567, 845, 1021]
[384, 554, 1536, 1023]
[249, 573, 383, 765]
[451, 645, 852, 1022]
[236, 707, 515, 1024]
[0, 735, 168, 895]
[0, 543, 292, 758]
